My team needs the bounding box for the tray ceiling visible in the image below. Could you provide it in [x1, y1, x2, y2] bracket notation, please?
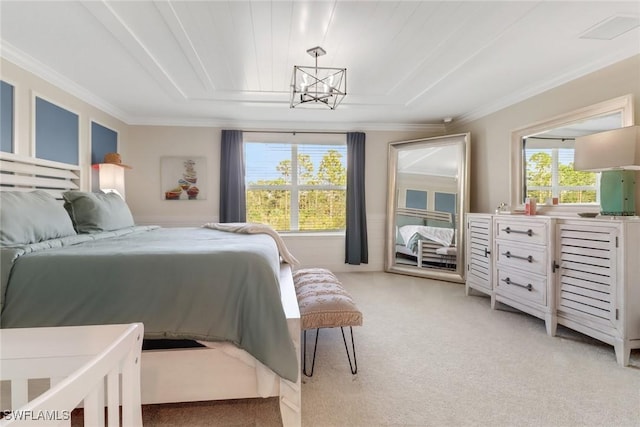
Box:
[1, 1, 638, 129]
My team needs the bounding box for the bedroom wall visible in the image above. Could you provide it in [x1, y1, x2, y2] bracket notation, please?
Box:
[450, 54, 640, 214]
[0, 58, 129, 191]
[9, 53, 639, 272]
[123, 127, 440, 272]
[2, 58, 444, 273]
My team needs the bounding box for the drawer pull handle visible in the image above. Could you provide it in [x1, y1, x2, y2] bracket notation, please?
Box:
[502, 251, 533, 263]
[502, 227, 533, 236]
[502, 277, 533, 292]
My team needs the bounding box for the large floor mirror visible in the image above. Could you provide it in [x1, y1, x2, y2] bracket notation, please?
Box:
[385, 133, 470, 283]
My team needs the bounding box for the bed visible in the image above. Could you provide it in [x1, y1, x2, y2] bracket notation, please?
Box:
[394, 208, 456, 269]
[0, 152, 301, 426]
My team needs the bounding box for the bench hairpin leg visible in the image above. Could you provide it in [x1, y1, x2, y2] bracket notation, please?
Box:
[341, 326, 358, 375]
[303, 329, 320, 377]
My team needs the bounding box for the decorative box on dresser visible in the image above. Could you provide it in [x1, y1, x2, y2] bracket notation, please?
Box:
[554, 217, 640, 366]
[465, 214, 493, 302]
[493, 215, 556, 336]
[464, 213, 640, 366]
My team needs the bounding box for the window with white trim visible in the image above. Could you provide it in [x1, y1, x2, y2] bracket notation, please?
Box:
[523, 136, 599, 204]
[244, 133, 347, 232]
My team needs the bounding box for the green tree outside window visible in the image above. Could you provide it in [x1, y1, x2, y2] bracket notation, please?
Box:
[526, 150, 597, 204]
[246, 148, 346, 231]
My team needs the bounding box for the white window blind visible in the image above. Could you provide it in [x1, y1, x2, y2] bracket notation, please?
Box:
[524, 137, 598, 204]
[244, 133, 347, 232]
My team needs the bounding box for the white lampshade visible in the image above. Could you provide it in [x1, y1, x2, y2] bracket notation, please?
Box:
[574, 125, 640, 171]
[574, 125, 639, 216]
[92, 163, 126, 199]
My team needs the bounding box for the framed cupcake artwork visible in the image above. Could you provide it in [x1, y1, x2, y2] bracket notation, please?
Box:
[161, 156, 207, 200]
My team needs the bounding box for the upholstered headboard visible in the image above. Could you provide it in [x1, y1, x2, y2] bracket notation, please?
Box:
[0, 152, 80, 199]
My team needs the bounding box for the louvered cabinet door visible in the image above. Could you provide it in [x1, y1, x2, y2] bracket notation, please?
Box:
[556, 223, 618, 331]
[465, 214, 493, 298]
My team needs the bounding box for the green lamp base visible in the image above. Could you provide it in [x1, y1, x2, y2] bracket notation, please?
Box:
[600, 170, 636, 216]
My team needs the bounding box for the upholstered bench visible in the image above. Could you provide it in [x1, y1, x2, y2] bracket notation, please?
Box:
[292, 268, 363, 377]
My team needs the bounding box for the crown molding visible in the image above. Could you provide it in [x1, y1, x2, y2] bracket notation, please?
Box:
[8, 39, 632, 132]
[126, 115, 446, 133]
[1, 41, 130, 123]
[455, 48, 640, 126]
[3, 41, 444, 133]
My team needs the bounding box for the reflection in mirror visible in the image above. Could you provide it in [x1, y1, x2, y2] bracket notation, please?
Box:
[511, 94, 634, 209]
[385, 134, 469, 283]
[523, 112, 622, 206]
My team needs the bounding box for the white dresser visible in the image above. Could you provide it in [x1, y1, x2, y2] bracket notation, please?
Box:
[493, 215, 556, 336]
[464, 214, 640, 366]
[554, 217, 640, 366]
[465, 214, 493, 301]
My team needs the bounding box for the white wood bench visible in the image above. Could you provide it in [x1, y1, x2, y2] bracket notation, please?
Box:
[292, 268, 362, 377]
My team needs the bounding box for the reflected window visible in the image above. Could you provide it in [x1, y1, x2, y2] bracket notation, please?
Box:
[520, 111, 623, 205]
[523, 137, 598, 204]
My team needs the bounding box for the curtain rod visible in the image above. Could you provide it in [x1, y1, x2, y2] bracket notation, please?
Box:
[242, 130, 348, 135]
[526, 136, 575, 141]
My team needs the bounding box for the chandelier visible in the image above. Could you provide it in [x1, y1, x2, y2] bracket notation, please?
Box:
[290, 46, 347, 109]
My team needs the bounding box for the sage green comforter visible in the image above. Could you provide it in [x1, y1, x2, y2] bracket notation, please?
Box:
[0, 226, 297, 382]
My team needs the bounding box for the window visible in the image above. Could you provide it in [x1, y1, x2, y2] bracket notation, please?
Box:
[523, 136, 598, 204]
[244, 134, 347, 232]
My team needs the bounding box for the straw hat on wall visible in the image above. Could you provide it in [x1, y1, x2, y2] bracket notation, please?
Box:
[103, 153, 132, 169]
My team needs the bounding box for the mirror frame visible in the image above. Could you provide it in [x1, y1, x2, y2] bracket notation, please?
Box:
[385, 133, 470, 283]
[510, 94, 635, 211]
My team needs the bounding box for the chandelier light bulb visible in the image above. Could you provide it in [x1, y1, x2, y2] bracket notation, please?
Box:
[300, 73, 309, 93]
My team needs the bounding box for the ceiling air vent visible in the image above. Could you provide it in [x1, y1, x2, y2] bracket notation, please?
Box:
[579, 15, 640, 40]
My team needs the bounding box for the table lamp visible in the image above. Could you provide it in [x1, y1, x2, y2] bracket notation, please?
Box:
[574, 125, 640, 216]
[91, 153, 131, 199]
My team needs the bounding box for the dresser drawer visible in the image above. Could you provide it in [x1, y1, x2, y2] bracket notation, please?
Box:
[495, 218, 548, 245]
[495, 241, 547, 275]
[495, 267, 547, 306]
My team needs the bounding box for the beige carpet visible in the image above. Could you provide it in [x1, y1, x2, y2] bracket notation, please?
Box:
[89, 272, 640, 426]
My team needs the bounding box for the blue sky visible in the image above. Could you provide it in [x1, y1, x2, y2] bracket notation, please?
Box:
[245, 142, 347, 183]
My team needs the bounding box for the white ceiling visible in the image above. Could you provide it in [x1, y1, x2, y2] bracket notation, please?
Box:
[398, 143, 459, 177]
[1, 1, 639, 130]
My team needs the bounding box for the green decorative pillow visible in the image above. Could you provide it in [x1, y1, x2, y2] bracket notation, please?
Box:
[63, 191, 135, 233]
[0, 190, 77, 246]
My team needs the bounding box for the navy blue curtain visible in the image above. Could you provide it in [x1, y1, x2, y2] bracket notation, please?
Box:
[345, 132, 368, 264]
[219, 130, 246, 223]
